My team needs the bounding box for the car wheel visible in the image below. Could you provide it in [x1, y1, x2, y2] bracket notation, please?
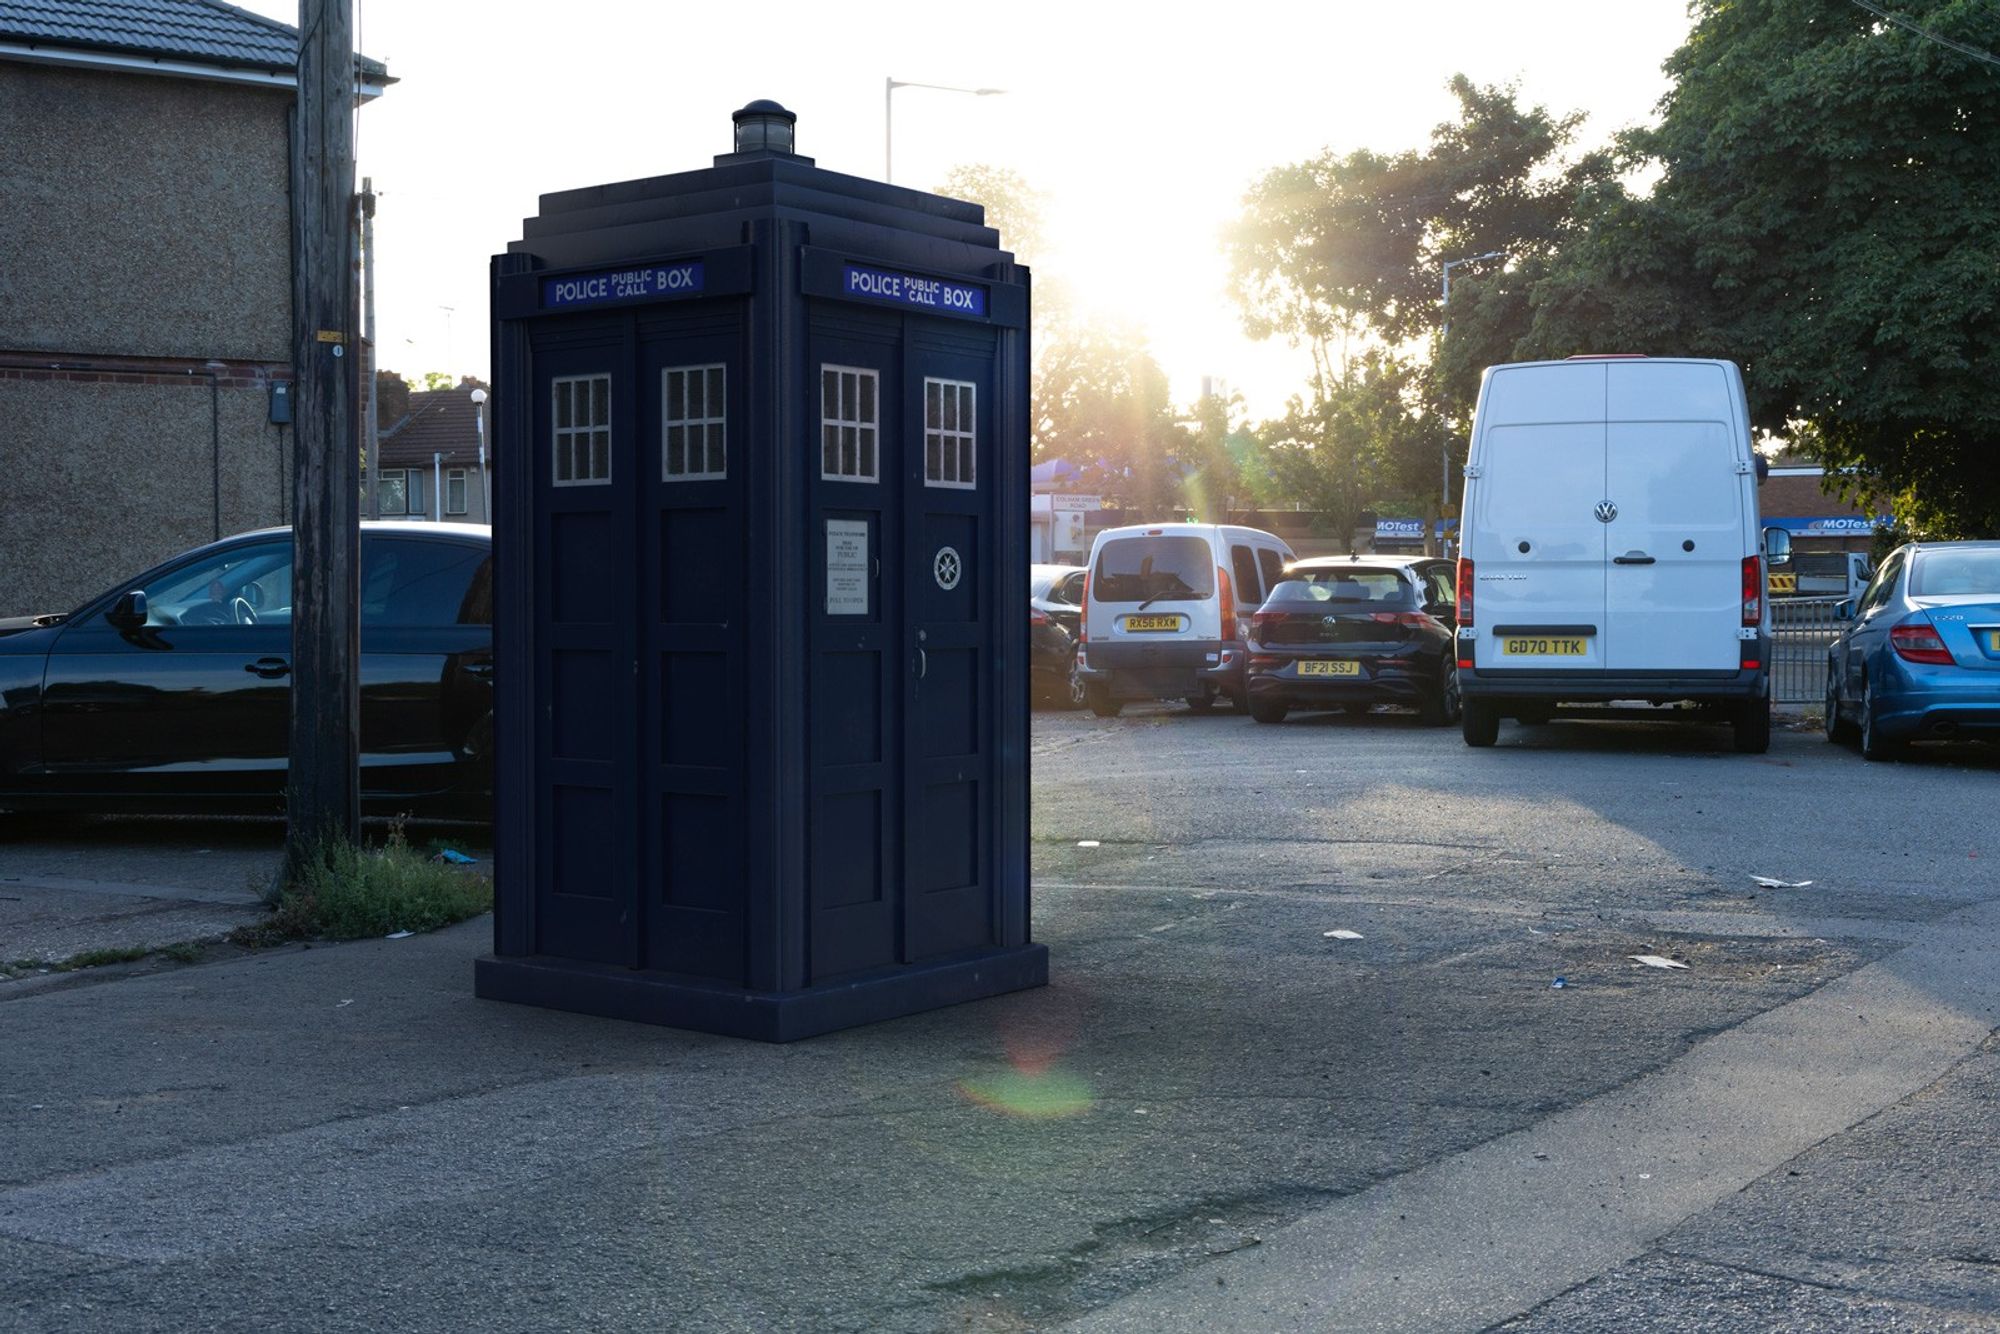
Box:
[1420, 664, 1462, 726]
[1248, 698, 1288, 724]
[1085, 683, 1122, 719]
[1732, 693, 1772, 754]
[1184, 687, 1218, 713]
[1064, 654, 1088, 710]
[1461, 698, 1500, 747]
[1823, 667, 1857, 744]
[1859, 678, 1901, 761]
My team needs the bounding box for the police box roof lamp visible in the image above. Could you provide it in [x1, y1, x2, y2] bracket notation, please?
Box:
[731, 100, 797, 156]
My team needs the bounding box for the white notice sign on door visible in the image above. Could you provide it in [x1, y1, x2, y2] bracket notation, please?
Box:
[826, 519, 869, 615]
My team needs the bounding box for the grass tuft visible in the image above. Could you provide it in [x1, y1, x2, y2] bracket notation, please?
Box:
[235, 819, 491, 945]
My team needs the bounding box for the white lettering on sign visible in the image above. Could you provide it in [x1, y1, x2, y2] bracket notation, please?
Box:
[826, 519, 870, 616]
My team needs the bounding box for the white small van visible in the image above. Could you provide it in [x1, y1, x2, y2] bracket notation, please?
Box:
[1076, 522, 1296, 717]
[1455, 356, 1792, 752]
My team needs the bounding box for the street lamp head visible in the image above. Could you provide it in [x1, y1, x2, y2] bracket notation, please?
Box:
[469, 388, 487, 406]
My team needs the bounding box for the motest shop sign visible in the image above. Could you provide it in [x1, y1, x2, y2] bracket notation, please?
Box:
[841, 264, 986, 318]
[542, 261, 705, 310]
[1375, 519, 1426, 540]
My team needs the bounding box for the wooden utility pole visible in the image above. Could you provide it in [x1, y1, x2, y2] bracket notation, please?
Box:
[287, 0, 360, 868]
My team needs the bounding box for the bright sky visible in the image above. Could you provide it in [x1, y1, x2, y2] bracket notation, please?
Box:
[240, 0, 1694, 419]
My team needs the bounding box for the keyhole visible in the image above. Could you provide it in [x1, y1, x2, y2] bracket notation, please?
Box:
[1682, 540, 1695, 552]
[1518, 541, 1531, 554]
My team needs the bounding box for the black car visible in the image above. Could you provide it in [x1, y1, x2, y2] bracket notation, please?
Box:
[1244, 556, 1460, 725]
[0, 522, 493, 819]
[1030, 563, 1087, 708]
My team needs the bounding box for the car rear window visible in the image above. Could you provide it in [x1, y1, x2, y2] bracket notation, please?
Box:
[1274, 568, 1414, 606]
[1911, 549, 2000, 597]
[1092, 536, 1215, 603]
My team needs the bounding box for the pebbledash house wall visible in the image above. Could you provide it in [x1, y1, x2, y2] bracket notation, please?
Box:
[0, 62, 294, 614]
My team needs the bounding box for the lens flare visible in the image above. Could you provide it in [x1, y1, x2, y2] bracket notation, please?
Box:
[956, 1066, 1095, 1120]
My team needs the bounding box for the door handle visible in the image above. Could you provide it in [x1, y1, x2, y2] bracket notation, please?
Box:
[245, 657, 291, 679]
[462, 660, 495, 679]
[1613, 552, 1656, 565]
[917, 648, 928, 679]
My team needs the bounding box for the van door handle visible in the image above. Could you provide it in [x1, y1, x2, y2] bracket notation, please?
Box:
[916, 648, 928, 679]
[1613, 552, 1656, 565]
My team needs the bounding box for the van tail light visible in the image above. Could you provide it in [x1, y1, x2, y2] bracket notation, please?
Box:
[1029, 608, 1049, 627]
[1741, 556, 1762, 626]
[1218, 566, 1235, 639]
[1456, 558, 1474, 628]
[1891, 620, 1953, 665]
[1078, 572, 1090, 642]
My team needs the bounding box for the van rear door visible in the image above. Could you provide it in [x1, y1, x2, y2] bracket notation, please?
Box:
[1602, 362, 1744, 672]
[1471, 363, 1605, 670]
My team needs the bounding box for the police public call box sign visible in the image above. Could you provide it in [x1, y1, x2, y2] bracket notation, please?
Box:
[542, 261, 705, 310]
[841, 263, 986, 318]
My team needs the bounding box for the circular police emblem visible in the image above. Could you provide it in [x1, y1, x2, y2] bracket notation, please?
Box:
[933, 546, 962, 591]
[1594, 500, 1618, 524]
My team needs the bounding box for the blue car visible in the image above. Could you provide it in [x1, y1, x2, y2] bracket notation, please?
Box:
[1824, 541, 2000, 759]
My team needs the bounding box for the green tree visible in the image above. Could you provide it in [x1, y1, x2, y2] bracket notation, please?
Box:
[936, 164, 1046, 263]
[1524, 0, 2000, 535]
[1257, 352, 1431, 543]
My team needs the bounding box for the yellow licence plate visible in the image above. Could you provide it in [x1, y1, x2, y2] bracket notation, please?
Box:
[1123, 614, 1183, 632]
[1502, 637, 1589, 656]
[1297, 660, 1361, 677]
[1983, 629, 2000, 653]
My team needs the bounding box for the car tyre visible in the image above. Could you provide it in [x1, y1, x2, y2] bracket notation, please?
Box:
[1064, 653, 1088, 710]
[1461, 698, 1500, 747]
[1085, 683, 1122, 719]
[1248, 698, 1289, 724]
[1823, 667, 1857, 744]
[1420, 664, 1462, 727]
[1184, 686, 1219, 713]
[1733, 693, 1772, 754]
[1859, 678, 1902, 761]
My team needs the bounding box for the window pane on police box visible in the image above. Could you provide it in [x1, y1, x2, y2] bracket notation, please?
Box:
[591, 377, 609, 426]
[858, 372, 875, 423]
[666, 371, 684, 422]
[958, 438, 974, 484]
[859, 428, 875, 477]
[555, 382, 572, 430]
[706, 424, 725, 474]
[666, 425, 685, 475]
[706, 367, 723, 414]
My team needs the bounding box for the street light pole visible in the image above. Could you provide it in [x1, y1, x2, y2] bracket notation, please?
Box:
[1439, 249, 1506, 546]
[884, 77, 1006, 183]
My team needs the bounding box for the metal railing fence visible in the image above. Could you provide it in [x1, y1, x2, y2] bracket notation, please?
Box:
[1770, 596, 1846, 704]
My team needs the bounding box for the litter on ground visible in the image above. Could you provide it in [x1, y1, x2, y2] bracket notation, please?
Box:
[432, 849, 477, 865]
[385, 930, 414, 940]
[1750, 875, 1814, 888]
[1077, 840, 1101, 848]
[1322, 929, 1364, 940]
[1629, 954, 1689, 970]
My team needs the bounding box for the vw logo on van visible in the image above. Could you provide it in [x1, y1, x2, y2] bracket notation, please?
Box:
[1594, 500, 1618, 524]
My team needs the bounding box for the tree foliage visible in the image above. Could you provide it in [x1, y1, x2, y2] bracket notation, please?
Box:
[1524, 0, 2000, 534]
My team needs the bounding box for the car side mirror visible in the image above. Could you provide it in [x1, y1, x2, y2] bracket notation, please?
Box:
[1762, 526, 1792, 568]
[1834, 599, 1852, 622]
[107, 590, 148, 630]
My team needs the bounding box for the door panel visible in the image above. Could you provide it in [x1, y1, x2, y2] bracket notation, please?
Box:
[904, 342, 996, 962]
[1603, 422, 1743, 671]
[1472, 423, 1605, 668]
[531, 333, 639, 966]
[808, 325, 899, 982]
[639, 325, 746, 981]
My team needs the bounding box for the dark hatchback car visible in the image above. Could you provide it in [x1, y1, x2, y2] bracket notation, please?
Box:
[1824, 540, 2000, 760]
[1030, 563, 1086, 708]
[0, 522, 493, 819]
[1244, 556, 1460, 725]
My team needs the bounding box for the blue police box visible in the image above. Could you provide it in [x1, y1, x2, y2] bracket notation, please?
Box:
[474, 102, 1045, 1040]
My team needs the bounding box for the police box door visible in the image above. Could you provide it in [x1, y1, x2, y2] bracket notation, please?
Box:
[901, 332, 998, 961]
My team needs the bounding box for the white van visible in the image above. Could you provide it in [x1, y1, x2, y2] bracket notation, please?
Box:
[1076, 522, 1295, 717]
[1455, 356, 1792, 752]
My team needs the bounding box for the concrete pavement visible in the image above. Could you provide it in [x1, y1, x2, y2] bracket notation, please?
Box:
[2, 717, 1997, 1331]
